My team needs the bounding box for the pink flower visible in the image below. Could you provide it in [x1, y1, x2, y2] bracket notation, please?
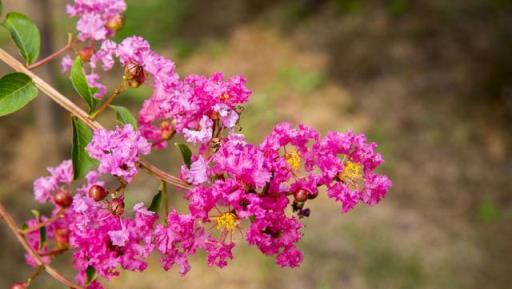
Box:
[154, 211, 206, 275]
[116, 36, 151, 66]
[76, 13, 108, 41]
[204, 240, 234, 268]
[182, 115, 213, 144]
[316, 130, 391, 212]
[276, 246, 303, 268]
[61, 55, 73, 72]
[33, 160, 73, 203]
[181, 156, 209, 185]
[86, 125, 151, 182]
[91, 40, 117, 70]
[213, 104, 239, 128]
[212, 134, 270, 188]
[246, 212, 303, 267]
[108, 227, 129, 247]
[86, 73, 107, 98]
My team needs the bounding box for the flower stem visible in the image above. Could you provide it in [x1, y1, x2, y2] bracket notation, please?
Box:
[20, 209, 65, 235]
[28, 33, 73, 70]
[0, 48, 191, 190]
[39, 247, 68, 257]
[0, 202, 85, 289]
[90, 82, 126, 120]
[26, 265, 44, 285]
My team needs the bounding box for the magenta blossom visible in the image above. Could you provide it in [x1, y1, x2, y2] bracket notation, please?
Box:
[86, 124, 151, 182]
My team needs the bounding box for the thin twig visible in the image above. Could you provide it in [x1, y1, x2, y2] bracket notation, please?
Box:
[90, 83, 126, 119]
[20, 209, 65, 234]
[0, 48, 191, 190]
[28, 33, 73, 70]
[39, 247, 68, 257]
[26, 265, 45, 285]
[0, 202, 85, 289]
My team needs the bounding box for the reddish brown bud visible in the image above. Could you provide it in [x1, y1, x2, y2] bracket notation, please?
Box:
[307, 190, 319, 200]
[110, 198, 125, 216]
[53, 190, 73, 208]
[88, 185, 108, 202]
[293, 190, 308, 202]
[105, 14, 125, 32]
[124, 63, 145, 88]
[55, 228, 70, 249]
[11, 282, 27, 289]
[79, 46, 94, 62]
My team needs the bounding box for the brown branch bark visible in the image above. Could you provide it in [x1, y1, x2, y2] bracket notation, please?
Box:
[0, 202, 85, 289]
[0, 48, 191, 190]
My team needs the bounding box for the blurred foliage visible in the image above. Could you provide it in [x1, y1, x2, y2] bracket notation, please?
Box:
[115, 0, 190, 54]
[476, 198, 502, 222]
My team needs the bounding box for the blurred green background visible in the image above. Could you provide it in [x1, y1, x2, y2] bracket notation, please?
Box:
[1, 0, 512, 288]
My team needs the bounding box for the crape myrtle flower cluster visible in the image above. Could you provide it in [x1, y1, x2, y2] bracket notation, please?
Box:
[20, 0, 392, 288]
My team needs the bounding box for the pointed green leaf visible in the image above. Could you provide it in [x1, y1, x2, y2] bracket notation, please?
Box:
[71, 117, 98, 180]
[148, 190, 163, 214]
[0, 73, 38, 117]
[70, 57, 99, 113]
[30, 209, 46, 250]
[2, 12, 40, 65]
[38, 226, 47, 250]
[110, 105, 138, 129]
[31, 209, 40, 220]
[85, 266, 97, 286]
[175, 143, 192, 168]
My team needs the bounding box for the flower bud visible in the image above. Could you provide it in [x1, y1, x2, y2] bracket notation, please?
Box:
[298, 208, 311, 218]
[210, 111, 220, 120]
[53, 190, 73, 208]
[292, 201, 304, 212]
[11, 282, 27, 289]
[293, 190, 308, 202]
[88, 185, 108, 202]
[307, 190, 319, 200]
[124, 63, 145, 88]
[79, 46, 94, 62]
[105, 14, 125, 32]
[55, 228, 70, 249]
[110, 198, 125, 216]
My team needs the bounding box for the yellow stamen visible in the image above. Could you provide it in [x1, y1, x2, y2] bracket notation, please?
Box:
[220, 93, 230, 101]
[338, 161, 363, 189]
[284, 150, 301, 170]
[160, 121, 174, 139]
[213, 212, 239, 232]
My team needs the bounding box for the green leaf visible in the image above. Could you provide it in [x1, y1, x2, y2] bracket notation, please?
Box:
[85, 266, 97, 286]
[70, 57, 99, 113]
[2, 12, 40, 65]
[30, 209, 46, 250]
[39, 226, 47, 250]
[31, 209, 40, 220]
[0, 73, 38, 117]
[0, 1, 3, 16]
[175, 143, 192, 168]
[148, 190, 163, 213]
[71, 117, 98, 180]
[110, 105, 138, 129]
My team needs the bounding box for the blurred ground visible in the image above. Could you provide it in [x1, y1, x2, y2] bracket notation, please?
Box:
[1, 1, 512, 289]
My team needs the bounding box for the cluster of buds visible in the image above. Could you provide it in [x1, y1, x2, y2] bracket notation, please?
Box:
[88, 184, 125, 216]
